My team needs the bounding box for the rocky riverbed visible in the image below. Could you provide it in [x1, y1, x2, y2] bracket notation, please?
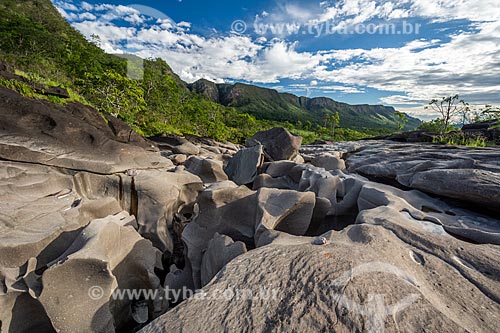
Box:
[1, 86, 499, 332]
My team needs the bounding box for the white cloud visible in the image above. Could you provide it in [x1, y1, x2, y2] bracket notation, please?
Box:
[312, 20, 500, 105]
[78, 12, 96, 21]
[81, 2, 93, 11]
[54, 1, 78, 11]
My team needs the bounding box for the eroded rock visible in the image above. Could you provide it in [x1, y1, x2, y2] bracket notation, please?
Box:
[246, 127, 302, 161]
[224, 145, 264, 185]
[200, 233, 247, 287]
[185, 156, 228, 183]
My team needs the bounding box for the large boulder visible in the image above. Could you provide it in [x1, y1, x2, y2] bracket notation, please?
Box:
[38, 212, 161, 333]
[200, 233, 247, 287]
[185, 156, 228, 183]
[0, 87, 171, 174]
[141, 221, 500, 333]
[182, 185, 257, 288]
[0, 161, 123, 268]
[224, 145, 264, 185]
[246, 127, 302, 161]
[133, 169, 204, 253]
[255, 188, 316, 243]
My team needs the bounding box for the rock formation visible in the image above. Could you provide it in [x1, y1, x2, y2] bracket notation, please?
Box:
[1, 86, 499, 333]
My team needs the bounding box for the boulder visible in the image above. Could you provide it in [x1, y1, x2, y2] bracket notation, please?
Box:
[0, 161, 123, 268]
[246, 127, 302, 161]
[185, 156, 228, 183]
[311, 153, 346, 171]
[254, 188, 316, 243]
[150, 134, 200, 156]
[38, 212, 161, 333]
[170, 154, 187, 165]
[224, 145, 264, 185]
[182, 185, 257, 288]
[141, 222, 500, 333]
[133, 169, 204, 253]
[200, 233, 247, 287]
[0, 87, 171, 174]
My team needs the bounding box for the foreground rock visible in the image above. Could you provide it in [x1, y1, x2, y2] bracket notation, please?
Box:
[1, 83, 499, 333]
[142, 222, 500, 333]
[247, 127, 302, 161]
[39, 212, 161, 333]
[0, 88, 206, 332]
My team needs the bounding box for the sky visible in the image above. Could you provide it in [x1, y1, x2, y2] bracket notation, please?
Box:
[52, 0, 500, 120]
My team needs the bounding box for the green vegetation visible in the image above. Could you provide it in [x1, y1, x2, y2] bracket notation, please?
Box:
[395, 111, 409, 132]
[425, 95, 469, 134]
[419, 98, 498, 147]
[432, 132, 487, 147]
[0, 0, 415, 143]
[417, 118, 456, 133]
[212, 82, 421, 132]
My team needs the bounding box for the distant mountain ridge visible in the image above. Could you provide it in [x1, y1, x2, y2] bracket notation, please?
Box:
[189, 79, 421, 131]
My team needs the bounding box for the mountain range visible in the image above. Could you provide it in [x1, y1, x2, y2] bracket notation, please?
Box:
[189, 79, 420, 130]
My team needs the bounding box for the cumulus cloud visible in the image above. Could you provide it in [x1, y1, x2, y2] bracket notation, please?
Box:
[313, 20, 500, 106]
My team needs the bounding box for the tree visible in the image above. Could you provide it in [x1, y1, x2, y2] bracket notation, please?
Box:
[425, 95, 469, 134]
[394, 111, 408, 132]
[480, 105, 500, 130]
[304, 120, 312, 131]
[323, 111, 340, 138]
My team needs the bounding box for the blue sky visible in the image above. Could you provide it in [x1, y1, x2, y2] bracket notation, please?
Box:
[53, 0, 500, 120]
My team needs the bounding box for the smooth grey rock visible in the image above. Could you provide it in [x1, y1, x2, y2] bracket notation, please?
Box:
[37, 212, 161, 333]
[185, 156, 228, 183]
[182, 185, 257, 288]
[200, 233, 247, 287]
[170, 154, 187, 165]
[246, 127, 302, 161]
[254, 188, 315, 243]
[0, 87, 171, 174]
[224, 145, 264, 185]
[0, 161, 122, 268]
[311, 153, 346, 171]
[173, 142, 200, 156]
[134, 169, 204, 253]
[398, 168, 500, 208]
[252, 173, 297, 190]
[141, 222, 500, 333]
